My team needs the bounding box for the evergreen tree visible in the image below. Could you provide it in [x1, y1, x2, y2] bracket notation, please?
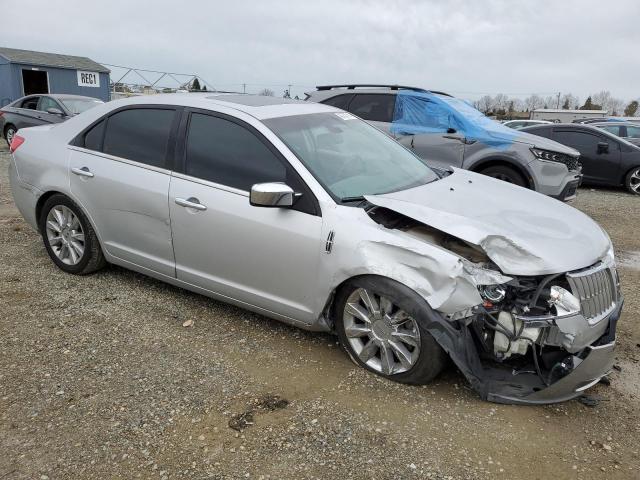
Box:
[191, 78, 201, 91]
[624, 100, 638, 117]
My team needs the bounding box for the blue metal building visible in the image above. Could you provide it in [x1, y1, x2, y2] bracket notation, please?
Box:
[0, 47, 110, 106]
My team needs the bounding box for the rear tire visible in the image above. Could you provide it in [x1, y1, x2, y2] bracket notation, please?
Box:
[38, 194, 106, 275]
[4, 125, 17, 147]
[334, 276, 447, 385]
[479, 165, 526, 187]
[624, 166, 640, 195]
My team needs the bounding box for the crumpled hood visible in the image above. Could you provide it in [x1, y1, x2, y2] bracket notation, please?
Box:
[365, 169, 610, 276]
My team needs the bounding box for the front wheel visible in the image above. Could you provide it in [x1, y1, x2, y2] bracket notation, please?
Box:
[479, 165, 526, 187]
[38, 194, 106, 274]
[625, 167, 640, 195]
[334, 276, 447, 385]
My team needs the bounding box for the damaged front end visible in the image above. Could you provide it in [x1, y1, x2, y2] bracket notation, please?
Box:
[453, 257, 621, 404]
[365, 203, 622, 405]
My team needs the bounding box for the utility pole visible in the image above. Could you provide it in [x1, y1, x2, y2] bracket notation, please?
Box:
[556, 92, 561, 109]
[243, 83, 246, 94]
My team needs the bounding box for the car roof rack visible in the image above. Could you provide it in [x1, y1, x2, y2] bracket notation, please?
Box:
[315, 84, 451, 97]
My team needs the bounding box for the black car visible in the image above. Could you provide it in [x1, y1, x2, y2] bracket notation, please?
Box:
[522, 123, 640, 195]
[0, 94, 103, 146]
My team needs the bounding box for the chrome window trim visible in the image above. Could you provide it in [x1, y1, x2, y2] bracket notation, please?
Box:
[67, 145, 172, 176]
[170, 171, 250, 197]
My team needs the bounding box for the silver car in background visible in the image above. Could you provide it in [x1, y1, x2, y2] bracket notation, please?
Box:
[9, 94, 621, 404]
[306, 85, 583, 201]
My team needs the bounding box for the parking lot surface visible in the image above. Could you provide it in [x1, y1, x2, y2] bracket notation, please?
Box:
[1, 143, 639, 479]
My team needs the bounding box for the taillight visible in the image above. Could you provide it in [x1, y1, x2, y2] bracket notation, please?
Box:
[9, 135, 25, 153]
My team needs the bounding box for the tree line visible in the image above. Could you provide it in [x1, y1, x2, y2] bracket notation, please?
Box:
[473, 91, 639, 118]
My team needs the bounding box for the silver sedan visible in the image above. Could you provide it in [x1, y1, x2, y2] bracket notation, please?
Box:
[9, 93, 622, 404]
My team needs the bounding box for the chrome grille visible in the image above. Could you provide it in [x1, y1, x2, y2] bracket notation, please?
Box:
[566, 263, 617, 324]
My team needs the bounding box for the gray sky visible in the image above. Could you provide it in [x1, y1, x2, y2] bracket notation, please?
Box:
[2, 0, 639, 102]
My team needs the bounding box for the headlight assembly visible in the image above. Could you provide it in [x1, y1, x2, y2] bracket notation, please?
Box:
[530, 148, 581, 171]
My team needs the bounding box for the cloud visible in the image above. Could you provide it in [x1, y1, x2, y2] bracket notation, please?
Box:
[2, 0, 639, 101]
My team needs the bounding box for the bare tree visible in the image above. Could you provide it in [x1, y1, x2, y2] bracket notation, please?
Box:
[561, 93, 579, 110]
[591, 91, 611, 111]
[258, 88, 275, 97]
[477, 95, 494, 114]
[492, 93, 509, 112]
[524, 94, 544, 111]
[609, 98, 625, 116]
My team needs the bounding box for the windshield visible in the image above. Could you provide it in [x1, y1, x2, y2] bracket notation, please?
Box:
[264, 112, 438, 201]
[58, 97, 103, 115]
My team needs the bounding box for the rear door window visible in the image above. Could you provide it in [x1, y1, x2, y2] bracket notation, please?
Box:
[322, 94, 354, 110]
[102, 108, 176, 168]
[348, 94, 396, 123]
[83, 120, 106, 151]
[19, 97, 40, 110]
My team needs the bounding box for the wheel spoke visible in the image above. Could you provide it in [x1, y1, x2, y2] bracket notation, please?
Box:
[345, 302, 372, 324]
[389, 309, 410, 326]
[358, 340, 378, 363]
[70, 240, 84, 257]
[49, 236, 63, 246]
[388, 340, 414, 370]
[71, 232, 85, 242]
[344, 324, 372, 338]
[359, 289, 380, 317]
[46, 220, 62, 233]
[53, 208, 65, 227]
[379, 343, 395, 375]
[391, 328, 420, 348]
[68, 244, 79, 263]
[379, 296, 393, 315]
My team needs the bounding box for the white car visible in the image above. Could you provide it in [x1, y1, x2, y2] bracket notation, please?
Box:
[8, 94, 621, 404]
[503, 119, 553, 130]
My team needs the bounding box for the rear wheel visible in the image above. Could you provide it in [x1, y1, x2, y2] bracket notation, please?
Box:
[38, 194, 106, 274]
[625, 167, 640, 195]
[335, 276, 447, 385]
[4, 125, 17, 147]
[479, 165, 526, 187]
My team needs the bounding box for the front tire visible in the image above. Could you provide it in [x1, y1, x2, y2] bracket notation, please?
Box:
[38, 194, 106, 274]
[479, 165, 526, 187]
[334, 276, 447, 385]
[625, 167, 640, 195]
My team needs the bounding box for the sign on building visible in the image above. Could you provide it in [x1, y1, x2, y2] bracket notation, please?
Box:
[77, 70, 100, 88]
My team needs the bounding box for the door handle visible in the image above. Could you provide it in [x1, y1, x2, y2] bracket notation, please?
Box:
[71, 167, 94, 178]
[175, 197, 207, 211]
[442, 134, 465, 141]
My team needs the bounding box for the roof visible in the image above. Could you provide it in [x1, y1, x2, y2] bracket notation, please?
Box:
[102, 93, 336, 120]
[0, 47, 109, 73]
[532, 108, 607, 114]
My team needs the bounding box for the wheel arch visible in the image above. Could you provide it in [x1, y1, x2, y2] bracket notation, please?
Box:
[622, 164, 640, 187]
[468, 157, 534, 189]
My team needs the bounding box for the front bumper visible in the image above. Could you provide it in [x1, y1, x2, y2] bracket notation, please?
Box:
[550, 176, 582, 202]
[424, 299, 622, 405]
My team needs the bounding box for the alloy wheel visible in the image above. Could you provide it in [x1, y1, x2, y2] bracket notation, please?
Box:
[343, 288, 421, 375]
[45, 205, 85, 265]
[6, 127, 15, 146]
[629, 168, 640, 194]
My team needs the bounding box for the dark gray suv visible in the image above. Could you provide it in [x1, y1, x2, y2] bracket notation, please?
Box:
[306, 85, 583, 201]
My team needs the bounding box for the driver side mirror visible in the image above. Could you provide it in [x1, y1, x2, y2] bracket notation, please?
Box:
[46, 107, 64, 116]
[250, 182, 295, 208]
[597, 142, 609, 154]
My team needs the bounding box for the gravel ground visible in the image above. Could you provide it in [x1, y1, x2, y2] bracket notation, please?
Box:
[1, 143, 639, 479]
